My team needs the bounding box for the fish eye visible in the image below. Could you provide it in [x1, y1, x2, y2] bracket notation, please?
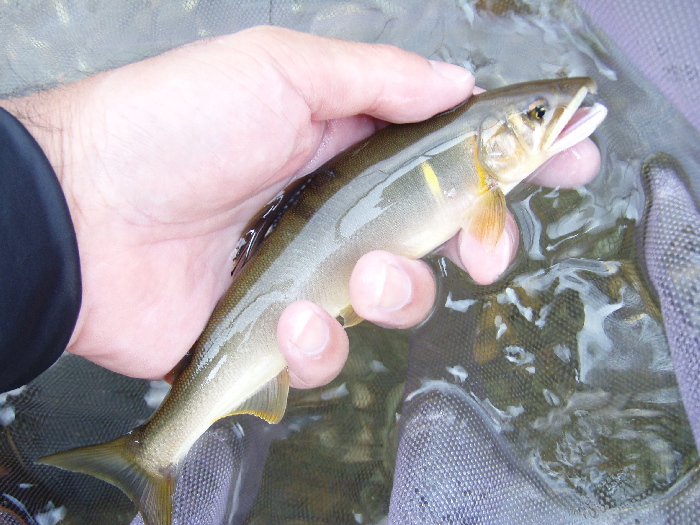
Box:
[527, 100, 548, 121]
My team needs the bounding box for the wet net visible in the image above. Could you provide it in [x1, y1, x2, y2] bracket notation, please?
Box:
[0, 1, 698, 524]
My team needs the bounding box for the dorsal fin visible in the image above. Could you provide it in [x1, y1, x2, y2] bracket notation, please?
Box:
[231, 173, 317, 280]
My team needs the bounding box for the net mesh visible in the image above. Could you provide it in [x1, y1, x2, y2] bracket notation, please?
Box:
[0, 1, 698, 524]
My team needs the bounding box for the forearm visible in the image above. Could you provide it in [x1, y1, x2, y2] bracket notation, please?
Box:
[0, 106, 80, 391]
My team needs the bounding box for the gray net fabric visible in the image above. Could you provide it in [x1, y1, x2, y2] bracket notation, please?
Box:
[641, 154, 700, 459]
[0, 1, 699, 524]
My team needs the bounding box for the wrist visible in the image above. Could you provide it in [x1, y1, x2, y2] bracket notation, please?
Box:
[0, 88, 88, 351]
[0, 90, 71, 188]
[0, 99, 82, 388]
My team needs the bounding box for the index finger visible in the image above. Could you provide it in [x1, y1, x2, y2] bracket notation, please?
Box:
[234, 26, 475, 123]
[528, 138, 601, 188]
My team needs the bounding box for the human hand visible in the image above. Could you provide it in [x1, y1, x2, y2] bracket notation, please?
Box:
[1, 26, 600, 389]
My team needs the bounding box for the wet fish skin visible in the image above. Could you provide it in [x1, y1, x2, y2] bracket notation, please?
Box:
[38, 77, 605, 525]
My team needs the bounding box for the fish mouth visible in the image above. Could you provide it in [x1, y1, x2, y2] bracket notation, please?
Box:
[543, 84, 607, 154]
[548, 102, 607, 153]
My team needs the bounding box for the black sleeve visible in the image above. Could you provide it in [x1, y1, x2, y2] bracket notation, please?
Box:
[0, 108, 81, 392]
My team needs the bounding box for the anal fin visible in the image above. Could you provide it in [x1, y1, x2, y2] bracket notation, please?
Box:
[231, 369, 290, 424]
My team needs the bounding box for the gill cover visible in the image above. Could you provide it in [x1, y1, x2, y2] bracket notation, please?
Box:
[477, 77, 599, 186]
[467, 77, 606, 247]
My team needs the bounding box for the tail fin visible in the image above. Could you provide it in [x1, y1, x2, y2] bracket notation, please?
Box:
[38, 435, 174, 525]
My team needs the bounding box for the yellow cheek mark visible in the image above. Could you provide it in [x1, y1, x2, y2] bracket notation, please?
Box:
[471, 134, 491, 194]
[420, 161, 444, 202]
[476, 158, 490, 192]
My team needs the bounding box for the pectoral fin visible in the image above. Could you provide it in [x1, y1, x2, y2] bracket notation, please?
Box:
[466, 185, 506, 249]
[231, 369, 290, 424]
[339, 304, 364, 328]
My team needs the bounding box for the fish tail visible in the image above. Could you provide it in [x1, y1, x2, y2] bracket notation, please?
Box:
[38, 434, 174, 525]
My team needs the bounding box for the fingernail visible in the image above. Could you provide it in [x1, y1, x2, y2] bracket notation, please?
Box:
[429, 60, 473, 84]
[289, 308, 329, 356]
[369, 262, 413, 311]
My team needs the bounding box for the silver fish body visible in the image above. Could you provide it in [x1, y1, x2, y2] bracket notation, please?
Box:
[40, 77, 607, 525]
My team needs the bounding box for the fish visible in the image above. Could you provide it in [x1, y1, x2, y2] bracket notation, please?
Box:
[38, 77, 607, 525]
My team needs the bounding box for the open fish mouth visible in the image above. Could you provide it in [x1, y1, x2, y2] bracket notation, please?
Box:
[541, 80, 607, 154]
[549, 102, 607, 153]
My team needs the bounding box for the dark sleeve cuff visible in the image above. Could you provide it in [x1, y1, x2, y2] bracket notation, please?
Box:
[0, 107, 81, 392]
